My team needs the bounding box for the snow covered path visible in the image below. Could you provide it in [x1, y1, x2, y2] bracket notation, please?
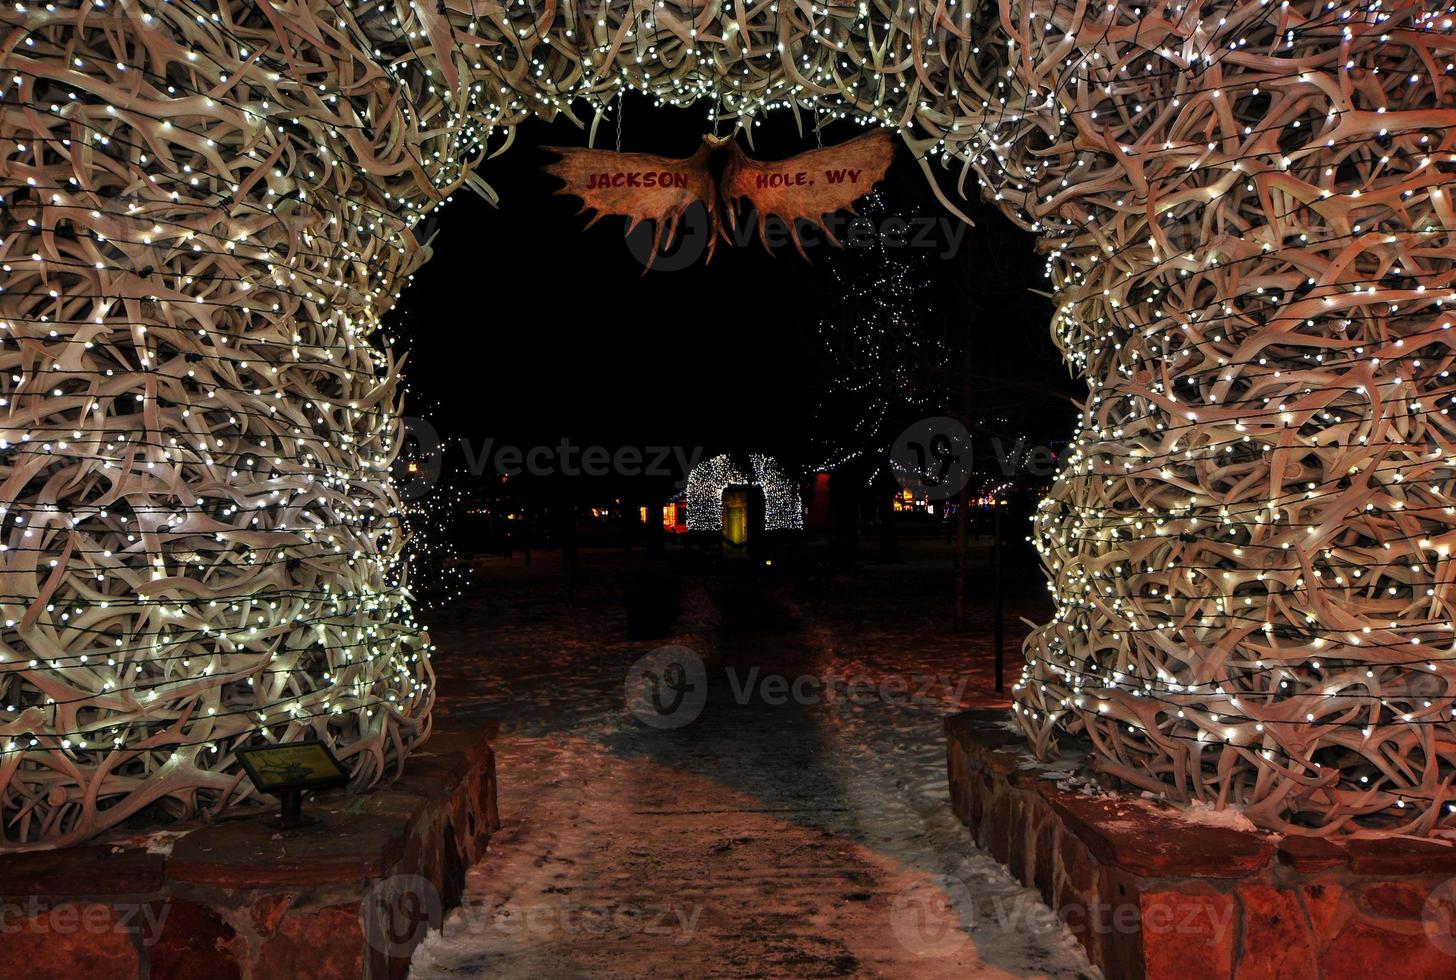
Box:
[412, 564, 1094, 978]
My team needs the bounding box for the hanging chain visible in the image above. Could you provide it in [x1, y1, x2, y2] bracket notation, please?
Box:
[815, 105, 823, 148]
[616, 90, 624, 153]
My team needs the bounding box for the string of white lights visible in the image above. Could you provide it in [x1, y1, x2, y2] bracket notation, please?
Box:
[1007, 0, 1456, 838]
[685, 454, 804, 531]
[1, 0, 1452, 846]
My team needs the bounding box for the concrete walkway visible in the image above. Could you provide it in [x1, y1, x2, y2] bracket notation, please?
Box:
[412, 567, 1092, 978]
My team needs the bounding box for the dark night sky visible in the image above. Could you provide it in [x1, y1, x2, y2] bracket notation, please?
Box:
[388, 97, 1071, 478]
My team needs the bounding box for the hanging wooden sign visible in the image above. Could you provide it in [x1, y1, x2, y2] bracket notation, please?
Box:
[542, 131, 895, 264]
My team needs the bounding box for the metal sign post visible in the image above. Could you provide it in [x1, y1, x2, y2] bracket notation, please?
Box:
[235, 741, 350, 830]
[994, 497, 1004, 694]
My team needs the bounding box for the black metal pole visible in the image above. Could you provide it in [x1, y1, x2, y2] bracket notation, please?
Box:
[280, 789, 303, 828]
[993, 498, 1004, 694]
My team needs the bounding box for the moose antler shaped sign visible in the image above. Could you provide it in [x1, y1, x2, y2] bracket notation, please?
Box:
[542, 131, 894, 264]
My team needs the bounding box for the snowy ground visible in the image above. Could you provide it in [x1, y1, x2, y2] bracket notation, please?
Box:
[410, 543, 1096, 978]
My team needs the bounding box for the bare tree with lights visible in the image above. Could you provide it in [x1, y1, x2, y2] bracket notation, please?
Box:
[811, 193, 963, 561]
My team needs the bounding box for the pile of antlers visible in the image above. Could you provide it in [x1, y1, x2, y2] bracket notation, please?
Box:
[1009, 2, 1456, 839]
[0, 0, 1452, 845]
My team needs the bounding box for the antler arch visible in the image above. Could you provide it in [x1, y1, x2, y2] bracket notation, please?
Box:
[0, 0, 1453, 846]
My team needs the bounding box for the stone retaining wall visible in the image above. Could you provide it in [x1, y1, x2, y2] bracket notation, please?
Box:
[2, 721, 498, 980]
[946, 710, 1456, 979]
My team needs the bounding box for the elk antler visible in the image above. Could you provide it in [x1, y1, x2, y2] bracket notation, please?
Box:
[541, 141, 719, 268]
[718, 130, 896, 260]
